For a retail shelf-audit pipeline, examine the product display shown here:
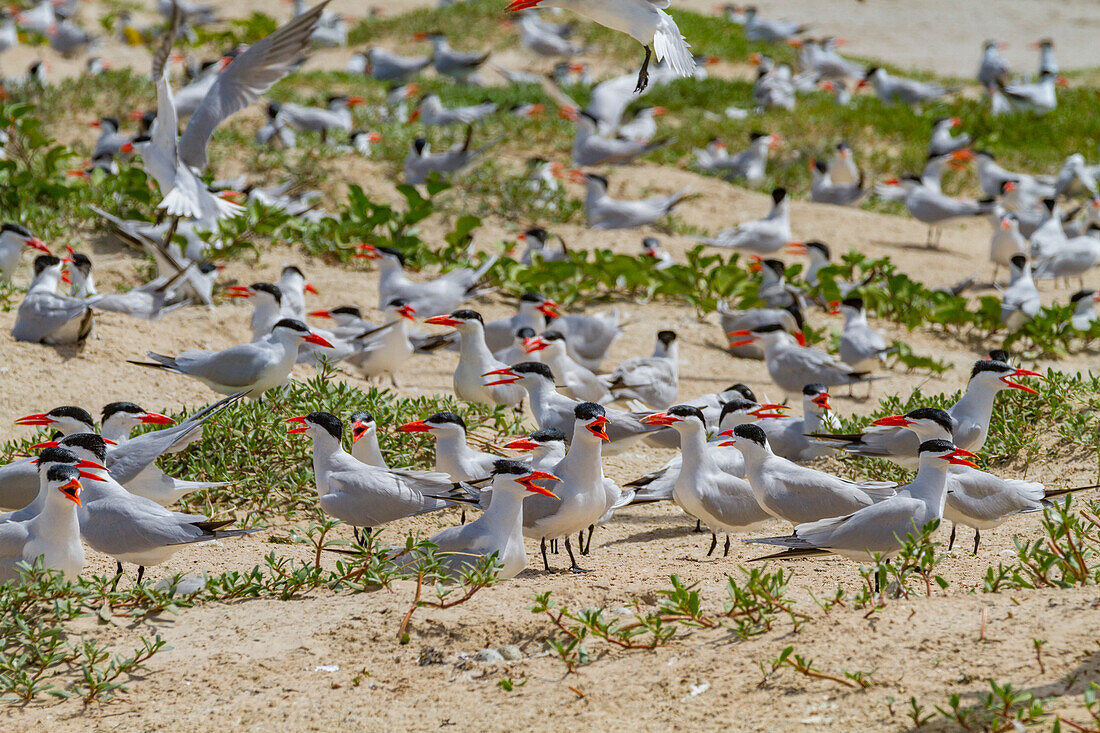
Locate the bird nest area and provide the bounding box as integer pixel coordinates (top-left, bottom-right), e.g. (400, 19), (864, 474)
(3, 0), (1100, 729)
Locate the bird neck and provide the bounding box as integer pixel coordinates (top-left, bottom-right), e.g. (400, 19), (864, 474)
(37, 491), (81, 537)
(457, 322), (494, 363)
(563, 430), (604, 480)
(952, 380), (1001, 438)
(309, 431), (347, 474)
(907, 459), (950, 508)
(100, 418), (136, 444)
(480, 485), (526, 539)
(352, 432), (385, 467)
(677, 424), (715, 473)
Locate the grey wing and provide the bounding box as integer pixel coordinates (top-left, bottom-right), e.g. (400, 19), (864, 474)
(12, 294), (89, 342)
(81, 498), (207, 553)
(175, 343), (276, 385)
(179, 1), (329, 171)
(0, 522), (30, 559)
(150, 0), (181, 81)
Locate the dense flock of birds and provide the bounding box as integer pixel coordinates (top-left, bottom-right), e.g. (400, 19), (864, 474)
(1, 0), (1098, 585)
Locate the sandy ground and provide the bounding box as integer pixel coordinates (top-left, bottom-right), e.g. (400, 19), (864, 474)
(2, 0), (1100, 730)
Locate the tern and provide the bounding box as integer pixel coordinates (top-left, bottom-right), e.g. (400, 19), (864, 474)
(398, 412), (499, 482)
(859, 67), (952, 111)
(409, 93), (497, 126)
(978, 40), (1010, 88)
(548, 304), (622, 371)
(0, 465), (85, 583)
(578, 172), (688, 229)
(729, 323), (875, 396)
(1070, 289), (1100, 331)
(837, 297), (891, 372)
(928, 116), (971, 157)
(126, 3), (329, 222)
(277, 265), (316, 320)
(289, 412), (458, 542)
(354, 244), (496, 316)
(128, 318), (333, 399)
(718, 301), (802, 360)
(643, 406), (771, 556)
(426, 460), (560, 579)
(505, 427), (568, 472)
(345, 299), (418, 383)
(828, 141), (859, 185)
(809, 159), (866, 206)
(483, 362), (667, 455)
(693, 132), (777, 184)
(617, 106), (667, 143)
(524, 331), (611, 403)
(698, 188), (792, 254)
(725, 423), (897, 526)
(361, 47), (431, 81)
(513, 227), (569, 265)
(426, 310), (526, 408)
(349, 411), (388, 468)
(1000, 72), (1065, 114)
(417, 31), (489, 83)
(989, 214), (1027, 282)
(642, 236), (675, 269)
(58, 433), (258, 584)
(506, 0), (694, 93)
(226, 282), (283, 341)
(403, 129), (500, 184)
(0, 223), (51, 283)
(747, 440), (974, 561)
(809, 361), (1042, 468)
(274, 95), (365, 142)
(600, 329), (678, 408)
(743, 6), (806, 43)
(869, 407), (1099, 553)
(1000, 255), (1041, 329)
(482, 292), (558, 352)
(521, 402), (610, 572)
(567, 109), (670, 167)
(760, 384), (836, 463)
(889, 175), (996, 247)
(11, 255), (94, 345)
(0, 446), (107, 526)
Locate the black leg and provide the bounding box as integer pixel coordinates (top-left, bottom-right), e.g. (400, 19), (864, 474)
(353, 526), (361, 545)
(110, 561), (124, 592)
(723, 535), (731, 557)
(136, 566), (145, 585)
(582, 524), (594, 555)
(635, 44), (652, 93)
(948, 522), (957, 551)
(577, 531), (585, 555)
(874, 570), (881, 595)
(707, 532), (717, 557)
(693, 519), (703, 533)
(460, 509), (466, 525)
(564, 537), (590, 573)
(551, 538), (558, 554)
(540, 537), (550, 572)
(972, 528), (981, 555)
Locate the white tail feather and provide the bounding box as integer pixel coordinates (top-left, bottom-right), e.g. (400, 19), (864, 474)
(653, 10), (694, 78)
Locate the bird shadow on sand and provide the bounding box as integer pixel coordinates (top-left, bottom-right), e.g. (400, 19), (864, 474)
(602, 525), (702, 548)
(869, 239), (971, 257)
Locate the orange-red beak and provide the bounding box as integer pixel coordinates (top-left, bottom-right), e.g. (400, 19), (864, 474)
(524, 337), (549, 353)
(641, 412), (679, 426)
(304, 283), (319, 295)
(538, 300), (559, 318)
(141, 412), (174, 425)
(504, 437), (539, 451)
(310, 309), (332, 318)
(304, 332), (334, 348)
(517, 470), (559, 497)
(943, 448), (978, 467)
(750, 403), (789, 419)
(59, 478), (82, 506)
(585, 416), (610, 441)
(398, 420), (432, 433)
(482, 367), (520, 386)
(727, 329), (755, 348)
(397, 304), (417, 320)
(811, 394), (831, 411)
(872, 414), (911, 427)
(1001, 369), (1042, 393)
(285, 416), (310, 434)
(425, 315), (461, 327)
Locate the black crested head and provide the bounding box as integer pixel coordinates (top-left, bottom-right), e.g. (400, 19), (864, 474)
(813, 159), (828, 173)
(326, 94), (349, 107)
(273, 318), (310, 334)
(785, 303), (805, 330)
(426, 412), (467, 430)
(584, 173), (608, 188)
(520, 291), (544, 304)
(574, 401), (606, 421)
(101, 402), (144, 421)
(2, 222), (32, 237)
(250, 282), (282, 302)
(385, 297), (410, 309)
(69, 253), (92, 274)
(932, 115), (949, 126)
(542, 330), (565, 342)
(974, 148), (995, 160)
(864, 66), (880, 78)
(727, 383), (756, 401)
(771, 187), (787, 203)
(332, 306), (362, 318)
(376, 246), (406, 265)
(1010, 254), (1028, 269)
(451, 309), (483, 324)
(642, 236), (660, 249)
(305, 411), (342, 439)
(34, 255), (62, 275)
(349, 410), (375, 426)
(46, 464), (81, 484)
(805, 240), (830, 259)
(668, 404), (705, 422)
(511, 361), (554, 381)
(1042, 197), (1056, 212)
(752, 323), (785, 334)
(657, 330), (677, 346)
(131, 134), (152, 144)
(523, 227), (548, 242)
(836, 140), (850, 151)
(918, 438), (954, 455)
(100, 116), (120, 129)
(970, 359), (1011, 380)
(37, 446), (79, 469)
(802, 383), (827, 396)
(58, 432), (107, 462)
(281, 265), (304, 279)
(1070, 289), (1097, 303)
(266, 101), (281, 118)
(732, 423), (768, 446)
(47, 406), (94, 426)
(719, 397), (757, 423)
(413, 138), (428, 155)
(987, 349), (1010, 363)
(530, 426), (566, 443)
(749, 130), (767, 141)
(905, 407), (953, 434)
(841, 296), (864, 310)
(515, 326), (536, 339)
(761, 258), (785, 275)
(492, 458), (529, 476)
